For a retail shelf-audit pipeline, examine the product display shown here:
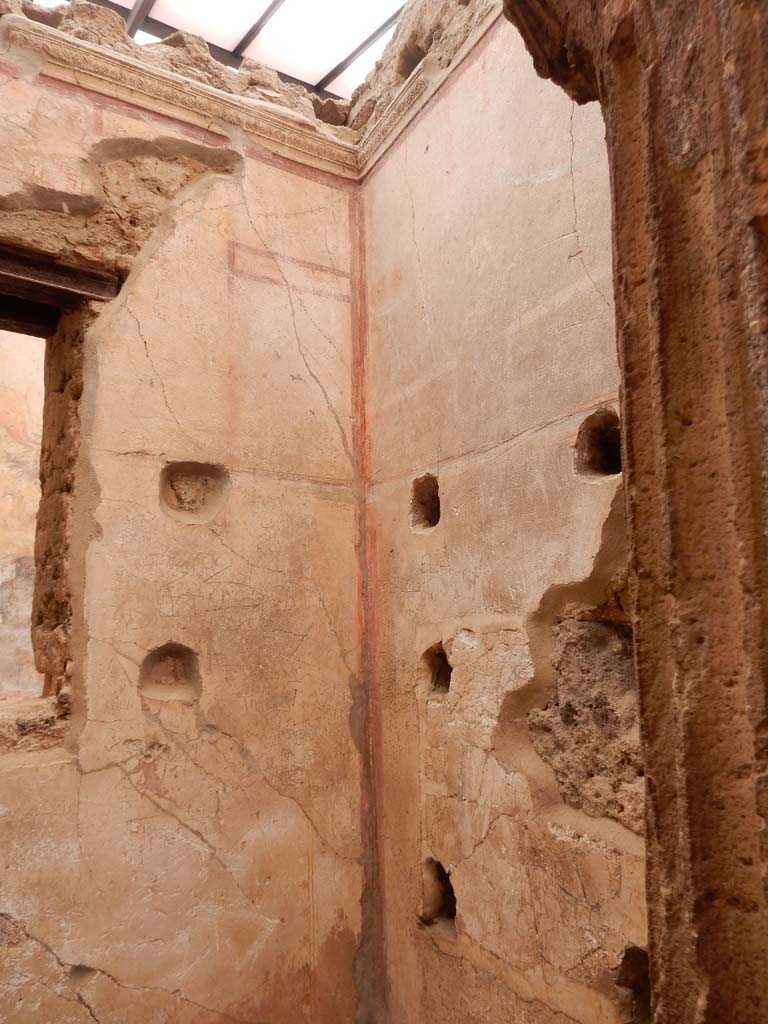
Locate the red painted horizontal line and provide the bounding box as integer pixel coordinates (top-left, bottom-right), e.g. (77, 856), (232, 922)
(245, 139), (356, 192)
(230, 267), (351, 303)
(230, 240), (349, 280)
(38, 70), (230, 147)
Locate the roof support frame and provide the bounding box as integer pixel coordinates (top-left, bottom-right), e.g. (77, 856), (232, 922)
(87, 0), (341, 96)
(315, 6), (403, 92)
(233, 0), (289, 58)
(125, 0), (156, 38)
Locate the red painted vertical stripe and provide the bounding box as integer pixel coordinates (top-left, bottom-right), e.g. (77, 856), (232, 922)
(350, 186), (386, 1010)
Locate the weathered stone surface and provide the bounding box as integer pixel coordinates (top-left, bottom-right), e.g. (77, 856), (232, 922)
(349, 0), (496, 129)
(0, 0), (22, 18)
(0, 0), (354, 133)
(528, 617), (643, 834)
(56, 0), (132, 53)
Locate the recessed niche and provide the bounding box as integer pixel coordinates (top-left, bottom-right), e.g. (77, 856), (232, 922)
(575, 409), (622, 476)
(422, 642), (452, 696)
(420, 858), (457, 937)
(616, 946), (651, 1024)
(411, 473), (440, 530)
(69, 965), (97, 986)
(139, 643), (201, 703)
(397, 35), (428, 80)
(160, 462), (230, 523)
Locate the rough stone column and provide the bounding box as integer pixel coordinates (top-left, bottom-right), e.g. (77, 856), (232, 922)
(503, 2), (768, 1021)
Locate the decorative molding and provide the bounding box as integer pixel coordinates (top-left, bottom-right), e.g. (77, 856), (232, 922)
(358, 6), (504, 177)
(0, 6), (502, 180)
(357, 68), (431, 174)
(0, 16), (359, 177)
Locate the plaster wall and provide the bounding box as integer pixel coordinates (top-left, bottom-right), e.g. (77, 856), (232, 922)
(362, 17), (646, 1023)
(0, 33), (363, 1022)
(0, 5), (646, 1023)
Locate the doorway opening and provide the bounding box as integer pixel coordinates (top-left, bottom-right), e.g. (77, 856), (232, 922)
(0, 246), (119, 705)
(0, 329), (45, 698)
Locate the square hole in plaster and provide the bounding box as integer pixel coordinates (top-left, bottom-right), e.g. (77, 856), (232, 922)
(422, 642), (452, 696)
(575, 409), (622, 476)
(410, 473), (440, 530)
(420, 858), (457, 938)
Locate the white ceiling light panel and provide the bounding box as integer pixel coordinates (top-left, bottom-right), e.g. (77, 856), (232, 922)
(326, 23), (395, 98)
(244, 0), (401, 88)
(150, 0), (270, 51)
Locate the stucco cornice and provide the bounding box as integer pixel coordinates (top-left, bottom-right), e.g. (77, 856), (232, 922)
(357, 6), (504, 177)
(0, 15), (359, 178)
(0, 9), (505, 183)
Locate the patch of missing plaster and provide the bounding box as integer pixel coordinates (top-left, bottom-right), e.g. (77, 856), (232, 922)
(0, 184), (100, 217)
(348, 0), (495, 130)
(0, 695), (66, 752)
(32, 306), (94, 701)
(2, 1), (358, 137)
(527, 612), (643, 833)
(495, 488), (645, 834)
(160, 461), (230, 524)
(0, 135), (240, 277)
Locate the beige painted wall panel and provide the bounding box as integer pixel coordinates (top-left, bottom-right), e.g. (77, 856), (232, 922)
(366, 26), (617, 485)
(363, 17), (643, 1024)
(0, 50), (362, 1020)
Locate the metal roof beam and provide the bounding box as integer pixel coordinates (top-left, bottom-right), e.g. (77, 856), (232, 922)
(85, 0), (341, 95)
(315, 6), (403, 92)
(125, 0), (156, 38)
(233, 0), (289, 58)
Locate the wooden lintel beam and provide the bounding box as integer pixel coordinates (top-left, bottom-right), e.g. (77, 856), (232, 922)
(0, 249), (120, 308)
(0, 295), (61, 338)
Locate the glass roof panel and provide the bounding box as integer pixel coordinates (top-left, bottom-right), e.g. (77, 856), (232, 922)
(326, 23), (395, 99)
(31, 0), (403, 96)
(244, 0), (401, 88)
(135, 29), (162, 45)
(150, 0), (264, 51)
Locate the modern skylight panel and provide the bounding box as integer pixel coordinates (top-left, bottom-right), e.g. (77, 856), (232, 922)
(326, 23), (396, 99)
(244, 0), (401, 87)
(134, 29), (162, 45)
(150, 0), (264, 51)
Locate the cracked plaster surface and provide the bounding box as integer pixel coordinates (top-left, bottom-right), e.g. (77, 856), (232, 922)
(0, 7), (641, 1024)
(0, 28), (362, 1018)
(362, 19), (644, 1024)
